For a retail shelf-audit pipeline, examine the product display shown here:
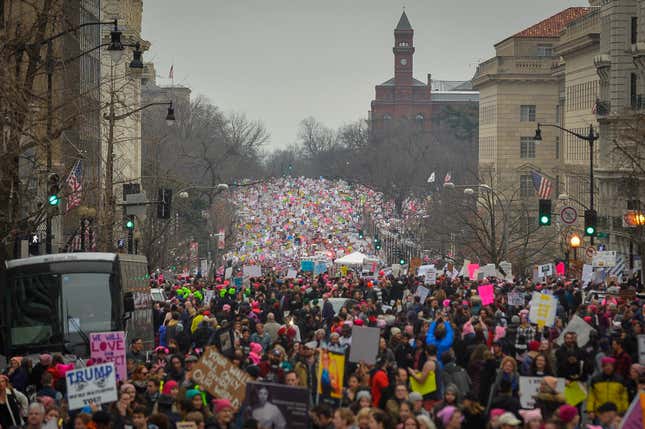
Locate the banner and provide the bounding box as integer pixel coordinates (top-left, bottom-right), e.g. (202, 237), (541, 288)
(528, 292), (557, 328)
(243, 382), (309, 429)
(90, 331), (127, 381)
(66, 362), (117, 410)
(349, 326), (380, 364)
(477, 284), (494, 306)
(317, 349), (345, 399)
(191, 347), (255, 409)
(519, 376), (565, 409)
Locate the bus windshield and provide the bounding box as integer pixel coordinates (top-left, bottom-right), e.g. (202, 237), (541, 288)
(9, 272), (117, 351)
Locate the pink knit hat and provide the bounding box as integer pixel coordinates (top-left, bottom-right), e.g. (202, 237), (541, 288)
(212, 398), (233, 414)
(519, 409), (542, 422)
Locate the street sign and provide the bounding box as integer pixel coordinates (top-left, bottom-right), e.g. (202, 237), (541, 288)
(560, 206), (578, 225)
(597, 232), (609, 239)
(585, 246), (596, 258)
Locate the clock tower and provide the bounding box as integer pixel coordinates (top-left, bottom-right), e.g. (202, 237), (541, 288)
(394, 12), (414, 84)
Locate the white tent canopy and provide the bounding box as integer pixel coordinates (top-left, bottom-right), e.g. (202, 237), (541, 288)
(334, 251), (368, 266)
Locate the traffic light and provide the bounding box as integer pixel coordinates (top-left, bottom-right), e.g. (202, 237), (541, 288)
(584, 209), (597, 236)
(157, 188), (172, 219)
(623, 210), (645, 227)
(398, 250), (406, 265)
(125, 215), (135, 230)
(47, 173), (60, 206)
(358, 229), (364, 239)
(375, 239), (382, 251)
(538, 199), (552, 226)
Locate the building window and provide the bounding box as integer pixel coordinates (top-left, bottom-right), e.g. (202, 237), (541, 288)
(632, 17), (638, 44)
(398, 41), (409, 47)
(631, 73), (638, 108)
(520, 175), (533, 197)
(555, 104), (560, 124)
(520, 105), (536, 122)
(383, 113), (392, 121)
(536, 44), (553, 57)
(0, 0), (4, 29)
(520, 137), (536, 159)
(555, 136), (560, 159)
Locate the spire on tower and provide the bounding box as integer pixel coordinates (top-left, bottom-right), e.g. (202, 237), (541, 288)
(395, 11), (412, 31)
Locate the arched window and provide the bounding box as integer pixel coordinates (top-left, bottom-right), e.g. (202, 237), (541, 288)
(383, 113), (392, 120)
(398, 41), (409, 47)
(415, 113), (424, 121)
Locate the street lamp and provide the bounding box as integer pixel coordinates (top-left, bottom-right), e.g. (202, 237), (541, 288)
(107, 20), (125, 63)
(535, 122), (599, 243)
(569, 233), (581, 260)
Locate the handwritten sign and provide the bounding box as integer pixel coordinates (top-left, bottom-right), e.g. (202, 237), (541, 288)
(528, 292), (557, 328)
(477, 284), (494, 306)
(191, 347), (255, 409)
(66, 362), (117, 410)
(507, 292), (524, 307)
(90, 331), (126, 381)
(467, 263), (479, 280)
(519, 376), (565, 409)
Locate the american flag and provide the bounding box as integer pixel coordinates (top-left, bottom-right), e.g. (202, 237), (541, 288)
(531, 171), (553, 199)
(65, 160), (82, 212)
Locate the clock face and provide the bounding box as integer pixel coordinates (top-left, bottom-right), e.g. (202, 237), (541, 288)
(400, 58), (408, 66)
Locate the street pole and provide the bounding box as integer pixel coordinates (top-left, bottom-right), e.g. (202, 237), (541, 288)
(103, 66), (116, 252)
(589, 124), (595, 245)
(45, 40), (54, 254)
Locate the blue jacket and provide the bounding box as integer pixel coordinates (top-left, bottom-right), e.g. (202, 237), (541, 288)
(425, 321), (454, 363)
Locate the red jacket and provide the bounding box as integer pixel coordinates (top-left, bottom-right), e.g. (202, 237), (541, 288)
(370, 369), (389, 407)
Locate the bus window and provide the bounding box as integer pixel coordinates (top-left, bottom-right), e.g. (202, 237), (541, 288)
(61, 273), (116, 335)
(11, 274), (60, 346)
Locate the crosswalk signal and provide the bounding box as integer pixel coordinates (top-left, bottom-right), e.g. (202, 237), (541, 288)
(47, 173), (61, 206)
(538, 199), (552, 226)
(157, 188), (172, 219)
(584, 209), (597, 236)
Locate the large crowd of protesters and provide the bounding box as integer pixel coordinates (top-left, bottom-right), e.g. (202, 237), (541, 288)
(2, 178), (643, 429)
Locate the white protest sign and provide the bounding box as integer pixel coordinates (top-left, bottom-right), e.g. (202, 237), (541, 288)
(538, 263), (553, 278)
(392, 264), (401, 277)
(415, 286), (430, 304)
(224, 267), (233, 280)
(499, 261), (513, 281)
(200, 259), (208, 275)
(581, 264), (593, 288)
(507, 291), (524, 307)
(639, 335), (645, 365)
(243, 265), (262, 279)
(528, 292), (557, 328)
(519, 376), (565, 409)
(556, 315), (595, 348)
(286, 269), (298, 279)
(425, 267), (437, 285)
(592, 250), (616, 268)
(66, 362), (117, 410)
(203, 290), (215, 307)
(417, 264), (433, 277)
(458, 259), (470, 278)
(482, 264), (497, 278)
(349, 326), (380, 364)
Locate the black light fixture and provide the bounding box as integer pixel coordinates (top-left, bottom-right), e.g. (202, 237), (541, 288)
(165, 102), (175, 125)
(533, 123), (542, 142)
(107, 19), (124, 63)
(129, 42), (144, 69)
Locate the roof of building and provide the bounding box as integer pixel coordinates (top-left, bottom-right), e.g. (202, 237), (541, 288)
(379, 77), (426, 87)
(395, 11), (412, 31)
(513, 7), (589, 39)
(431, 80), (474, 92)
(432, 92), (479, 103)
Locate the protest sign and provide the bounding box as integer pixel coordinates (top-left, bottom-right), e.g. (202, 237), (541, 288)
(340, 266), (348, 276)
(564, 381), (587, 406)
(592, 250), (616, 268)
(391, 264), (401, 277)
(519, 376), (565, 409)
(528, 292), (557, 328)
(467, 263), (479, 280)
(314, 262), (327, 275)
(417, 264), (433, 277)
(556, 315), (595, 348)
(507, 291), (524, 307)
(66, 362), (117, 410)
(349, 326), (380, 364)
(538, 263), (553, 278)
(409, 258), (422, 276)
(243, 382), (309, 429)
(556, 261), (565, 276)
(176, 423), (198, 429)
(481, 264), (497, 278)
(477, 284), (495, 306)
(191, 347), (255, 409)
(89, 331), (126, 381)
(203, 290), (215, 307)
(243, 265), (262, 278)
(317, 349), (345, 399)
(415, 285), (430, 304)
(286, 269), (298, 279)
(581, 264), (593, 287)
(224, 267), (233, 280)
(301, 260), (314, 272)
(638, 335), (645, 365)
(499, 261), (512, 280)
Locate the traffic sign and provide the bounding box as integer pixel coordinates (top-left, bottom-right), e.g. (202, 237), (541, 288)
(560, 206), (578, 225)
(585, 246), (596, 258)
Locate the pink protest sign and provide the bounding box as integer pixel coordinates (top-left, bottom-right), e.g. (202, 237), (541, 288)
(467, 263), (479, 279)
(90, 331), (127, 381)
(477, 284), (495, 306)
(556, 262), (565, 276)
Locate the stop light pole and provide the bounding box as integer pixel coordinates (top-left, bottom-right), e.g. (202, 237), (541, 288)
(535, 123), (598, 243)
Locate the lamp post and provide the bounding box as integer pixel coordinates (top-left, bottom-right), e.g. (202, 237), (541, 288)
(535, 123), (599, 243)
(102, 101), (175, 251)
(569, 233), (581, 260)
(444, 182), (508, 264)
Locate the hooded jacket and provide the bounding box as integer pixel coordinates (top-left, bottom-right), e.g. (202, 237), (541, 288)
(587, 372), (629, 414)
(425, 321), (454, 363)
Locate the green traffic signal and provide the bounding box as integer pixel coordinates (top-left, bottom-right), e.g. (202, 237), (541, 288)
(585, 226), (595, 235)
(48, 194), (60, 206)
(126, 219), (135, 229)
(539, 215), (550, 225)
(399, 258), (406, 265)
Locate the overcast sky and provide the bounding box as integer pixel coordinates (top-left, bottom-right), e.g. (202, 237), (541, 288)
(142, 0), (584, 150)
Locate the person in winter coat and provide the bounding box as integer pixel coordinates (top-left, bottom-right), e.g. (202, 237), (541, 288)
(3, 357), (28, 393)
(587, 357), (629, 417)
(440, 350), (471, 398)
(425, 316), (454, 365)
(533, 376), (565, 421)
(486, 356), (520, 412)
(0, 375), (24, 429)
